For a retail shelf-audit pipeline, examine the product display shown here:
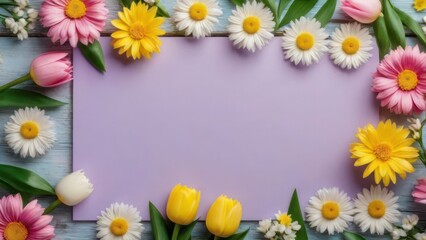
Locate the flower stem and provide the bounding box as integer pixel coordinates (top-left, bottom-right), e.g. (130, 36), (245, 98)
(0, 73), (31, 92)
(214, 236), (220, 240)
(43, 199), (62, 215)
(171, 224), (181, 240)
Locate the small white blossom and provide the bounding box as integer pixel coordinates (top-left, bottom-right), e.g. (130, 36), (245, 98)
(391, 228), (407, 240)
(14, 0), (28, 9)
(402, 214), (419, 231)
(416, 233), (426, 240)
(143, 0), (156, 4)
(258, 219), (272, 233)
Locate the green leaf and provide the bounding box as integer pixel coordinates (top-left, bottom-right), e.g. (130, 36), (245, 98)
(277, 0), (319, 30)
(230, 0), (246, 6)
(314, 0), (337, 27)
(373, 16), (391, 59)
(343, 230), (367, 240)
(223, 229), (250, 240)
(178, 219), (198, 240)
(0, 89), (66, 108)
(394, 6), (426, 49)
(0, 179), (17, 193)
(262, 0), (277, 22)
(0, 164), (55, 196)
(0, 0), (15, 5)
(118, 0), (133, 8)
(156, 2), (170, 17)
(78, 40), (106, 73)
(382, 0), (406, 49)
(277, 0), (291, 22)
(149, 202), (170, 240)
(287, 189), (308, 240)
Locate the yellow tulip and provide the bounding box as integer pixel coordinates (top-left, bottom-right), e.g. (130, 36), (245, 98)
(206, 195), (243, 238)
(166, 184), (201, 225)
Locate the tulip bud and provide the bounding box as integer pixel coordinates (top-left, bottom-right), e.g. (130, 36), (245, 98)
(55, 170), (94, 206)
(166, 184), (201, 225)
(30, 52), (73, 87)
(206, 195), (243, 238)
(341, 0), (382, 24)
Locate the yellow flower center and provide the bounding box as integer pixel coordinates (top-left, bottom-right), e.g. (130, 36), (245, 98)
(398, 70), (418, 91)
(296, 32), (315, 51)
(110, 218), (129, 236)
(129, 22), (146, 40)
(342, 36), (360, 55)
(414, 0), (426, 11)
(374, 143), (392, 161)
(65, 0), (87, 19)
(189, 2), (208, 21)
(242, 16), (261, 34)
(20, 121), (39, 139)
(368, 200), (386, 219)
(277, 213), (292, 227)
(3, 222), (28, 240)
(321, 201), (340, 220)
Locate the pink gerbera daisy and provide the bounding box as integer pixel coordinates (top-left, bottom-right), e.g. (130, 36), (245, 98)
(372, 45), (426, 115)
(39, 0), (108, 47)
(0, 194), (55, 240)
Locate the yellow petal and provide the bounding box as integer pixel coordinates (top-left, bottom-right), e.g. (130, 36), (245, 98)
(111, 19), (129, 31)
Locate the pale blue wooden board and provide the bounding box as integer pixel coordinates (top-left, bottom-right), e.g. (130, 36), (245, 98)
(1, 0), (426, 239)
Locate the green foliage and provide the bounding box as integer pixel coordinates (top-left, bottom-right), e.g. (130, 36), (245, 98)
(78, 40), (106, 73)
(0, 89), (66, 108)
(394, 6), (426, 49)
(149, 202), (171, 240)
(343, 230), (367, 240)
(314, 0), (337, 27)
(0, 164), (56, 196)
(223, 228), (250, 240)
(373, 16), (391, 59)
(382, 0), (406, 49)
(287, 189), (308, 240)
(276, 0), (319, 30)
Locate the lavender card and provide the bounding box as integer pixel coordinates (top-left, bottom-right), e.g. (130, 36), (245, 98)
(73, 37), (379, 220)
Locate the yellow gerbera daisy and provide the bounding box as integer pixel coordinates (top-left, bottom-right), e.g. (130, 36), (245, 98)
(414, 0), (426, 11)
(111, 2), (165, 60)
(350, 120), (419, 186)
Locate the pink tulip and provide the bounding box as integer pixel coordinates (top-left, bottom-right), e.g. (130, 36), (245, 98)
(413, 179), (426, 204)
(341, 0), (382, 24)
(30, 52), (73, 87)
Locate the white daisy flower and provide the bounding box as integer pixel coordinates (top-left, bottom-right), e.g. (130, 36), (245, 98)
(173, 0), (222, 38)
(305, 187), (353, 235)
(354, 185), (400, 235)
(4, 107), (55, 158)
(282, 17), (329, 66)
(227, 1), (275, 52)
(329, 22), (372, 70)
(97, 203), (144, 240)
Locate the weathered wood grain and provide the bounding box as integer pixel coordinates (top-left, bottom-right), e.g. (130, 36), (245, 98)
(1, 0), (426, 238)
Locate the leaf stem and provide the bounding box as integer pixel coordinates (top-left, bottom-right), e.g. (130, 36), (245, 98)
(0, 73), (32, 92)
(43, 199), (62, 215)
(213, 236), (220, 240)
(171, 224), (181, 240)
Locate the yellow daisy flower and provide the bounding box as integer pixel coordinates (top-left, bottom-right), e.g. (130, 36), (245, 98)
(111, 2), (165, 60)
(350, 120), (419, 186)
(414, 0), (426, 11)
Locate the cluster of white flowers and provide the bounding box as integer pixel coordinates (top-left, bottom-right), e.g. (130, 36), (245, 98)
(391, 215), (421, 240)
(2, 0), (38, 40)
(408, 118), (422, 140)
(258, 212), (301, 240)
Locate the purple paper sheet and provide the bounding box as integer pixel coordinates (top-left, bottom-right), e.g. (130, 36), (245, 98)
(73, 37), (379, 220)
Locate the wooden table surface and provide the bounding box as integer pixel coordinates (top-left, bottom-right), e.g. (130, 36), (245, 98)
(0, 0), (425, 239)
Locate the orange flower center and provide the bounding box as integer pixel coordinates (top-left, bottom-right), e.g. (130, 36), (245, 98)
(368, 200), (386, 218)
(4, 222), (28, 240)
(374, 143), (392, 161)
(20, 121), (39, 139)
(110, 218), (129, 236)
(129, 22), (146, 40)
(398, 70), (418, 91)
(65, 0), (87, 19)
(189, 2), (208, 21)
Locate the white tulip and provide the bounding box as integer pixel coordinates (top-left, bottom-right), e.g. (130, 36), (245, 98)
(55, 170), (94, 206)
